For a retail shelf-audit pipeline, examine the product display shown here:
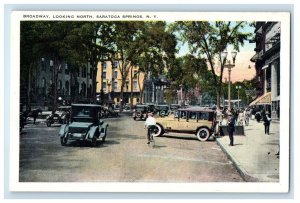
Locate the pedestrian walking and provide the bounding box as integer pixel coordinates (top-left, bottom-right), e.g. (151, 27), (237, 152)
(263, 111), (272, 135)
(227, 112), (236, 146)
(244, 108), (250, 126)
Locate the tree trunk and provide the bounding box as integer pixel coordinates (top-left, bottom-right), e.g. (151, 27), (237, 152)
(130, 66), (133, 109)
(52, 58), (60, 114)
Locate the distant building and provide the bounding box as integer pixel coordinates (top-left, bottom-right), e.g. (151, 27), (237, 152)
(22, 56), (94, 110)
(250, 22), (280, 119)
(96, 60), (145, 105)
(143, 74), (169, 104)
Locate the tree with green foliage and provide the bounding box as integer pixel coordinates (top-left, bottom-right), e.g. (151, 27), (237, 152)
(174, 21), (253, 108)
(130, 21), (177, 104)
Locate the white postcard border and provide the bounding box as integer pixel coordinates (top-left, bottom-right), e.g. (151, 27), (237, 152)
(9, 11), (290, 193)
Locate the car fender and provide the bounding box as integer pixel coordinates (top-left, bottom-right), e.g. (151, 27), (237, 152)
(196, 126), (212, 135)
(58, 124), (68, 137)
(87, 126), (99, 139)
(99, 123), (109, 138)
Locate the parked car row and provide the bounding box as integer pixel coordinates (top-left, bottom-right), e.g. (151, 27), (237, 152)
(132, 103), (181, 121)
(21, 103), (232, 148)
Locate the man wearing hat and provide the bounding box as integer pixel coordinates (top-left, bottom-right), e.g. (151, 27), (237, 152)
(227, 112), (236, 146)
(263, 111), (272, 135)
(144, 112), (157, 144)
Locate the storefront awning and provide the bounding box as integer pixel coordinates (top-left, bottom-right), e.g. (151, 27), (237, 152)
(249, 92), (272, 106)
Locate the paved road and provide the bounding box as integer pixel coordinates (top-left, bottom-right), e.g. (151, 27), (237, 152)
(19, 115), (244, 182)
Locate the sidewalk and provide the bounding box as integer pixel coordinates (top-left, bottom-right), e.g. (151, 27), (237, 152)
(216, 119), (280, 182)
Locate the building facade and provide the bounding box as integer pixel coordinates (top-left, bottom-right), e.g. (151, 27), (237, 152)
(250, 22), (280, 119)
(96, 60), (145, 105)
(143, 74), (169, 105)
(23, 56), (94, 110)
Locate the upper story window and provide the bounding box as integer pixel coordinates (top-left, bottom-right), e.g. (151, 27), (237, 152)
(49, 60), (54, 71)
(102, 62), (107, 71)
(41, 58), (46, 71)
(82, 66), (87, 78)
(113, 61), (119, 69)
(133, 80), (138, 91)
(89, 68), (93, 79)
(113, 70), (118, 79)
(102, 82), (107, 92)
(114, 81), (118, 91)
(102, 72), (107, 79)
(65, 63), (69, 74)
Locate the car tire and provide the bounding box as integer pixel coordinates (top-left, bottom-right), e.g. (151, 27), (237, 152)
(196, 128), (210, 141)
(60, 137), (68, 146)
(102, 127), (107, 142)
(133, 117), (136, 120)
(153, 124), (164, 137)
(46, 121), (51, 127)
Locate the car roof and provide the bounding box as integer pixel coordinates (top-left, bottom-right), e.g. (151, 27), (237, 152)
(178, 106), (215, 113)
(72, 103), (102, 108)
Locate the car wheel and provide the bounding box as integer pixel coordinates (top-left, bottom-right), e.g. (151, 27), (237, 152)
(153, 124), (164, 137)
(46, 121), (51, 127)
(196, 128), (210, 141)
(102, 127), (107, 142)
(60, 137), (68, 146)
(133, 117), (136, 120)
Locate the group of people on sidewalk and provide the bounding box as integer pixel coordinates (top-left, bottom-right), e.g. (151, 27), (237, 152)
(215, 107), (273, 146)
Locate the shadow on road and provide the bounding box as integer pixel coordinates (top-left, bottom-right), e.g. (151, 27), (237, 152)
(61, 139), (120, 148)
(162, 134), (199, 141)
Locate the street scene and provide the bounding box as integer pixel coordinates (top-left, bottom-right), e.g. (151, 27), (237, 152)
(19, 19), (281, 183)
(20, 115), (244, 182)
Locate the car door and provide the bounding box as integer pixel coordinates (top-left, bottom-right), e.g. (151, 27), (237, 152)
(168, 110), (188, 131)
(186, 111), (198, 132)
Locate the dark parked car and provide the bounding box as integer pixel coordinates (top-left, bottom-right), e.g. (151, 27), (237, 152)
(58, 104), (109, 147)
(169, 104), (181, 115)
(132, 104), (149, 120)
(46, 106), (71, 127)
(155, 104), (170, 117)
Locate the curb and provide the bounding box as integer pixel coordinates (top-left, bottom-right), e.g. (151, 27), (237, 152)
(215, 138), (259, 182)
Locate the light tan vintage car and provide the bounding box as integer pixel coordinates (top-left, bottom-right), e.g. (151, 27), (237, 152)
(153, 107), (215, 141)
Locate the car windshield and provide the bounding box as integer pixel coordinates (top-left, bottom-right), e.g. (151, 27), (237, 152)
(57, 107), (70, 111)
(170, 105), (180, 110)
(72, 106), (98, 118)
(158, 106), (169, 110)
(136, 106), (146, 111)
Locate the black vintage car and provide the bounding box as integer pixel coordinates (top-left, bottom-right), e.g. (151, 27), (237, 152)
(46, 106), (71, 127)
(58, 104), (109, 147)
(132, 104), (149, 120)
(155, 104), (170, 117)
(169, 104), (181, 115)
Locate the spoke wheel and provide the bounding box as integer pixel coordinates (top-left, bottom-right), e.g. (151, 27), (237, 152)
(152, 124), (163, 137)
(196, 128), (210, 142)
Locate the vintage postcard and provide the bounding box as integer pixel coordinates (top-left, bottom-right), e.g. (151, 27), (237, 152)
(9, 11), (290, 192)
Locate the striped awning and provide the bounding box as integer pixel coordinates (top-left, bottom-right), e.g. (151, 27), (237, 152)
(249, 92), (272, 106)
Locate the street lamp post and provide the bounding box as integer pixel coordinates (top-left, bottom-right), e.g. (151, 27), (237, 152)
(222, 50), (237, 111)
(236, 85), (242, 108)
